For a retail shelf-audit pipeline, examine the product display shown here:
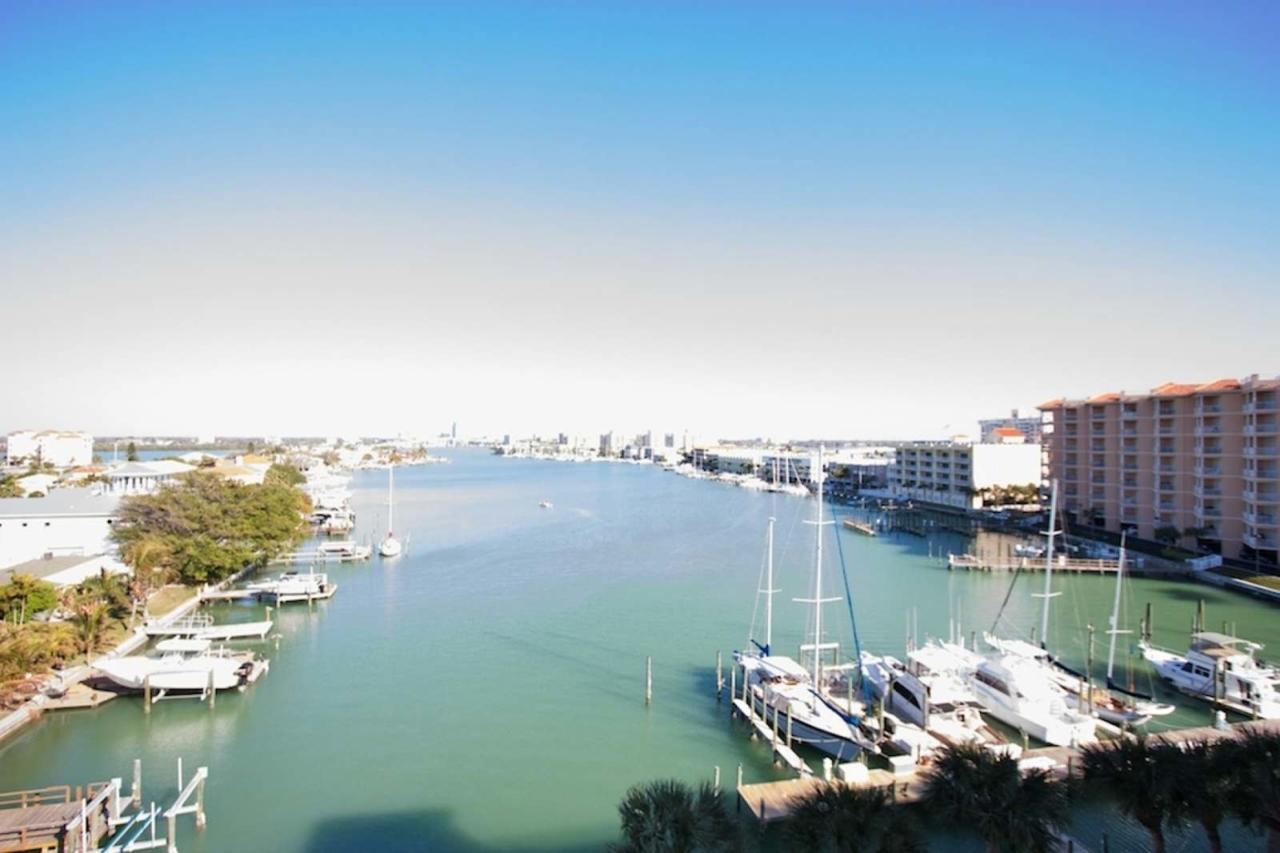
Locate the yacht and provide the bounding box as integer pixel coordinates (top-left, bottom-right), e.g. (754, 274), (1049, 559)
(960, 647), (1097, 747)
(1142, 632), (1280, 719)
(735, 449), (877, 761)
(379, 465), (402, 558)
(862, 644), (1003, 749)
(95, 639), (261, 692)
(248, 569), (336, 602)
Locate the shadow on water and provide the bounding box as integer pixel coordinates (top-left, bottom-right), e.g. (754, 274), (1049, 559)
(302, 809), (601, 853)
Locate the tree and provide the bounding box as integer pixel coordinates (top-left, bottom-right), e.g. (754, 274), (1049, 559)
(0, 476), (22, 498)
(1153, 525), (1181, 546)
(112, 472), (310, 584)
(126, 441), (139, 461)
(1171, 739), (1239, 853)
(1081, 736), (1183, 853)
(0, 575), (59, 622)
(264, 462), (305, 488)
(787, 783), (922, 853)
(1233, 727), (1280, 853)
(247, 440), (256, 454)
(918, 743), (1070, 853)
(611, 779), (740, 853)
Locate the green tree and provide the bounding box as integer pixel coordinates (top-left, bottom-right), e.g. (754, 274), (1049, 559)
(0, 475), (23, 498)
(264, 462), (305, 488)
(610, 779), (740, 853)
(112, 472), (310, 584)
(126, 441), (139, 461)
(1232, 727), (1280, 853)
(247, 440), (256, 454)
(918, 743), (1070, 853)
(0, 575), (59, 621)
(0, 623), (78, 680)
(1081, 736), (1183, 853)
(787, 783), (922, 853)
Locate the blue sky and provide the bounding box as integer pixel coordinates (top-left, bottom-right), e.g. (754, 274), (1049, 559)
(2, 2), (1277, 439)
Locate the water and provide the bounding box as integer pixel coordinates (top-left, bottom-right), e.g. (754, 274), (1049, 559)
(1, 449), (1274, 851)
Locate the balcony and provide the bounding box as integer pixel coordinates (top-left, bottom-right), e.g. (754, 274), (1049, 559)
(1194, 485), (1223, 498)
(1244, 532), (1279, 550)
(1195, 425), (1222, 437)
(1244, 511), (1278, 527)
(1157, 500), (1176, 512)
(1123, 479), (1138, 489)
(1197, 505), (1222, 519)
(1195, 464), (1222, 476)
(1244, 400), (1278, 415)
(1122, 427), (1138, 437)
(1122, 408), (1139, 420)
(1197, 402), (1223, 414)
(1250, 468), (1280, 482)
(1157, 463), (1179, 474)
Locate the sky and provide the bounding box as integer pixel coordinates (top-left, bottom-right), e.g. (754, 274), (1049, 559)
(2, 2), (1278, 441)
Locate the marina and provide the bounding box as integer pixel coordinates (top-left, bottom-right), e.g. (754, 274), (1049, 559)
(3, 451), (1280, 851)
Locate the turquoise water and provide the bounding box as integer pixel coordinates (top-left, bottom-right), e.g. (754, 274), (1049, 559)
(1, 450), (1274, 851)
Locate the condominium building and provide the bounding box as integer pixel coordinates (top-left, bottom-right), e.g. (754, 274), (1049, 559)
(888, 439), (1041, 510)
(978, 410), (1044, 444)
(1038, 374), (1279, 564)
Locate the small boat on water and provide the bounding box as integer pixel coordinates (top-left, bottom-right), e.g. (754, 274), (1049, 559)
(1142, 632), (1280, 719)
(95, 639), (265, 693)
(317, 540), (373, 561)
(379, 465), (403, 558)
(247, 569), (337, 603)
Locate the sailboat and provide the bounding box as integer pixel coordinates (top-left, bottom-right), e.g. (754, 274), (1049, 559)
(379, 464), (402, 558)
(735, 447), (876, 761)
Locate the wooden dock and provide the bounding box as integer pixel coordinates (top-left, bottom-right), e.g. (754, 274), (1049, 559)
(42, 681), (120, 713)
(732, 698), (812, 777)
(736, 717), (1280, 823)
(948, 553), (1168, 574)
(841, 519), (877, 537)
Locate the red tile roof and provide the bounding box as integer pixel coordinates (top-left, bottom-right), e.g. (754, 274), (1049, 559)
(1037, 398), (1065, 410)
(1088, 392), (1121, 403)
(1151, 382), (1200, 397)
(993, 427), (1024, 437)
(1194, 378), (1240, 394)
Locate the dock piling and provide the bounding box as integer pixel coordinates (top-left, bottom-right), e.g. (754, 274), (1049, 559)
(144, 675), (152, 714)
(645, 656), (652, 706)
(132, 759), (142, 807)
(715, 651), (723, 699)
(207, 669), (215, 709)
(713, 766), (720, 790)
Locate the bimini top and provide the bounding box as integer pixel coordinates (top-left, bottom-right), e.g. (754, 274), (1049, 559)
(1192, 632), (1264, 654)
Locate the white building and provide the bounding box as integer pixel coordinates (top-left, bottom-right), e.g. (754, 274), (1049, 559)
(15, 473), (58, 496)
(103, 460), (196, 494)
(889, 440), (1042, 510)
(0, 488), (122, 569)
(0, 553), (128, 588)
(6, 430), (94, 468)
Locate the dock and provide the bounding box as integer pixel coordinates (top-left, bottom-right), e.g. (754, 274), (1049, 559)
(735, 717), (1280, 823)
(731, 698), (811, 777)
(841, 519), (877, 537)
(947, 553), (1174, 575)
(144, 616), (272, 640)
(271, 547), (370, 564)
(41, 680), (121, 713)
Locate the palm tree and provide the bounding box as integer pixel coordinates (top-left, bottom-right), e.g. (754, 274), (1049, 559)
(918, 743), (1069, 852)
(1232, 727), (1280, 853)
(611, 779), (740, 853)
(787, 783), (921, 853)
(1171, 738), (1239, 853)
(1080, 736), (1183, 853)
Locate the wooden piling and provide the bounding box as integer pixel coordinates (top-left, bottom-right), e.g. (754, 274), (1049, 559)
(144, 675), (152, 714)
(729, 665), (737, 714)
(645, 656), (653, 706)
(716, 651), (724, 699)
(713, 766), (720, 790)
(786, 709), (793, 749)
(207, 669), (215, 709)
(132, 759), (141, 806)
(195, 775), (206, 829)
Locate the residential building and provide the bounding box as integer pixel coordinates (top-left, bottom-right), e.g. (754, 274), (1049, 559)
(1038, 374), (1278, 564)
(978, 410), (1043, 444)
(103, 460), (196, 494)
(0, 488), (122, 569)
(889, 440), (1041, 510)
(0, 553), (128, 588)
(5, 430), (94, 468)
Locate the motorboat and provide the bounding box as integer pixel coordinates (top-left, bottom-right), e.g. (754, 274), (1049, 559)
(247, 569), (336, 602)
(318, 540), (372, 560)
(964, 652), (1098, 747)
(862, 645), (1003, 749)
(94, 639), (260, 692)
(1142, 632), (1280, 719)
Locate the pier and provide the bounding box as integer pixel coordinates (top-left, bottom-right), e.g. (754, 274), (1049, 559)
(840, 519), (877, 537)
(735, 717), (1280, 823)
(947, 552), (1180, 575)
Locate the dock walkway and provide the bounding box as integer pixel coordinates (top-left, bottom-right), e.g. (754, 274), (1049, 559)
(947, 553), (1181, 576)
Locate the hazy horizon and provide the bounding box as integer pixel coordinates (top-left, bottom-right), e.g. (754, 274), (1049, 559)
(3, 3), (1277, 440)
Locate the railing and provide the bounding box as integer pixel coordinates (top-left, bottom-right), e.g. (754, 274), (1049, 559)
(0, 785), (72, 810)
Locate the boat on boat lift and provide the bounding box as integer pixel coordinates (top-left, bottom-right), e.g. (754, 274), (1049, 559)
(94, 638), (265, 692)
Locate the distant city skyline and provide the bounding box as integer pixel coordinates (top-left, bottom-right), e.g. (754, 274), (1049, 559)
(3, 3), (1277, 439)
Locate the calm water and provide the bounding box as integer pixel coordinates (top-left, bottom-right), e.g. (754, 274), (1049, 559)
(1, 450), (1274, 851)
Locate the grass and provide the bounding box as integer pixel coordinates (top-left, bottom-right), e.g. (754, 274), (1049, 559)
(1209, 566), (1280, 590)
(146, 585), (197, 617)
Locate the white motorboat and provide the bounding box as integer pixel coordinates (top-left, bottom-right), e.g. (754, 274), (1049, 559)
(317, 540), (373, 560)
(379, 465), (402, 558)
(94, 639), (259, 692)
(964, 651), (1097, 747)
(248, 569), (336, 602)
(862, 645), (1001, 749)
(1142, 632), (1280, 719)
(735, 449), (876, 761)
(144, 612), (273, 641)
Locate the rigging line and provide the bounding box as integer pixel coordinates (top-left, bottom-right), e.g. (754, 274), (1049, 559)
(829, 501), (864, 686)
(989, 560), (1026, 635)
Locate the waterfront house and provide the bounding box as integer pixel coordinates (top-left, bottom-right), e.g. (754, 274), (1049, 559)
(0, 488), (122, 570)
(5, 429), (94, 468)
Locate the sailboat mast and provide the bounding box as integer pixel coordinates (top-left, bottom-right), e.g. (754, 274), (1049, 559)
(1039, 479), (1059, 646)
(1106, 533), (1127, 681)
(811, 446), (825, 685)
(387, 465), (394, 535)
(765, 516), (775, 652)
